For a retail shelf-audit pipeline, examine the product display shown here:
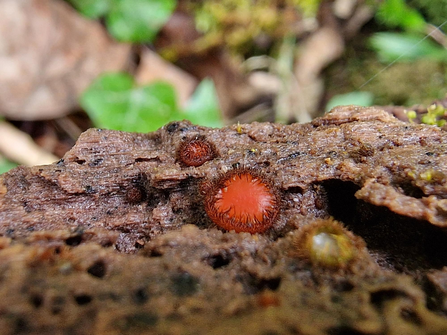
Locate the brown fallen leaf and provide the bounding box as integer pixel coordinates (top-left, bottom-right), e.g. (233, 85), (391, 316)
(0, 0), (131, 120)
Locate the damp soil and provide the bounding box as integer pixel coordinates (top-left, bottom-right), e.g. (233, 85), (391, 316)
(1, 106), (447, 334)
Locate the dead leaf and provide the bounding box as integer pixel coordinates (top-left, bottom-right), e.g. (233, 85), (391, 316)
(0, 0), (131, 120)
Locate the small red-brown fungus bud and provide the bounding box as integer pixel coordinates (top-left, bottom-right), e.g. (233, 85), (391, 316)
(177, 137), (217, 167)
(126, 186), (144, 203)
(203, 168), (280, 233)
(292, 218), (365, 268)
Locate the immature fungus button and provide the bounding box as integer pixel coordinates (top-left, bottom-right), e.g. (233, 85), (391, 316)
(293, 218), (363, 268)
(310, 231), (353, 266)
(203, 168), (280, 233)
(178, 137), (217, 167)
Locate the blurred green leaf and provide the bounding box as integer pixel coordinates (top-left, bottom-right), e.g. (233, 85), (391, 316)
(82, 73), (223, 132)
(67, 0), (112, 19)
(81, 72), (133, 129)
(183, 79), (222, 128)
(107, 0), (176, 42)
(369, 32), (447, 62)
(325, 91), (374, 112)
(81, 73), (181, 132)
(68, 0), (176, 42)
(0, 158), (17, 175)
(376, 0), (426, 32)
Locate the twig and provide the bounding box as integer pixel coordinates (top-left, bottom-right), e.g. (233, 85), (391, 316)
(0, 121), (58, 166)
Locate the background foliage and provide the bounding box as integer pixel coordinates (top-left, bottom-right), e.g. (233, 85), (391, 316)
(0, 0), (446, 174)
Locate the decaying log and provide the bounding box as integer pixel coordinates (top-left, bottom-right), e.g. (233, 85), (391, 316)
(1, 106), (447, 334)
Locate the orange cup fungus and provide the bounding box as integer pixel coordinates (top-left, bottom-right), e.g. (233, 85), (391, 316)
(202, 168), (280, 233)
(178, 137), (217, 167)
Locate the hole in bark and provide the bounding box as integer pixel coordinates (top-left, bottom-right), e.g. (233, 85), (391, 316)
(287, 186), (304, 194)
(135, 157), (160, 163)
(354, 205), (447, 272)
(322, 179), (447, 273)
(205, 254), (231, 269)
(74, 294), (92, 305)
(333, 280), (355, 292)
(29, 294), (43, 308)
(263, 277), (281, 291)
(133, 287), (149, 304)
(370, 289), (407, 307)
(209, 254), (230, 269)
(206, 254), (231, 269)
(74, 158), (86, 165)
(147, 249), (163, 257)
(238, 274), (282, 295)
(134, 240), (145, 249)
(65, 234), (83, 246)
(87, 260), (107, 278)
(166, 122), (180, 133)
(322, 180), (359, 224)
(170, 272), (199, 297)
(393, 180), (425, 199)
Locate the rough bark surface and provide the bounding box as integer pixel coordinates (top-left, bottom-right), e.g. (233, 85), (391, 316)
(1, 106), (447, 334)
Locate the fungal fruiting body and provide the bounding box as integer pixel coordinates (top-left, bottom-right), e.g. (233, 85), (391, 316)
(293, 218), (364, 268)
(309, 230), (353, 267)
(178, 137), (217, 167)
(203, 168), (280, 233)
